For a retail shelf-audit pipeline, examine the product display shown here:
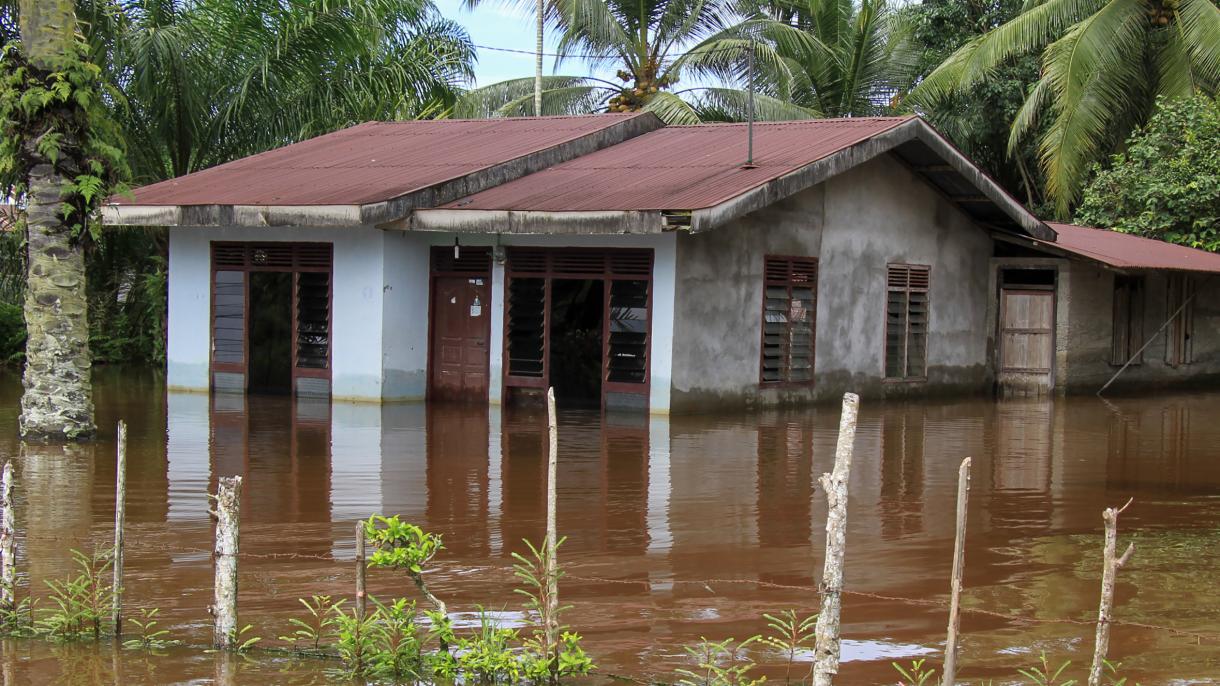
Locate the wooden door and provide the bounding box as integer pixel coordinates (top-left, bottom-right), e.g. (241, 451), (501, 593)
(430, 276), (490, 401)
(998, 289), (1055, 394)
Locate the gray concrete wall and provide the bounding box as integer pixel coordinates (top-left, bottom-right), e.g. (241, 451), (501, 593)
(1060, 264), (1220, 392)
(670, 154), (995, 411)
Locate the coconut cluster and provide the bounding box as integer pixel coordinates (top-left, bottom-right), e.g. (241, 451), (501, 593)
(1147, 0), (1177, 25)
(606, 66), (674, 112)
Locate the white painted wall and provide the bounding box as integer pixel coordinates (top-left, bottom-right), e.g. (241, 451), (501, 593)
(166, 225), (387, 400)
(381, 232), (431, 400)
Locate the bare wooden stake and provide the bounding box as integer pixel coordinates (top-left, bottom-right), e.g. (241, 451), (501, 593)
(942, 456), (972, 686)
(1088, 498), (1134, 686)
(211, 476), (242, 650)
(112, 420), (128, 636)
(355, 521), (367, 620)
(0, 462), (13, 613)
(545, 387), (561, 677)
(812, 392), (860, 686)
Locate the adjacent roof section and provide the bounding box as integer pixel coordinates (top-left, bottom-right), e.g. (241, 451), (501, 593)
(419, 116), (1053, 238)
(441, 117), (911, 212)
(1048, 223), (1220, 273)
(103, 113), (662, 227)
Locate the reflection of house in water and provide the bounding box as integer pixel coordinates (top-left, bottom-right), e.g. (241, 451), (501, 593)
(990, 400), (1054, 533)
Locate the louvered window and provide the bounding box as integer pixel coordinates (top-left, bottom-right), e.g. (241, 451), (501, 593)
(296, 272), (329, 369)
(212, 271), (245, 365)
(760, 256), (817, 385)
(608, 280), (649, 383)
(507, 278), (546, 377)
(885, 264), (930, 380)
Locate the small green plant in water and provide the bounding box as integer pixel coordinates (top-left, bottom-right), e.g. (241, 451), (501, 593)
(0, 595), (38, 637)
(122, 608), (177, 652)
(893, 658), (936, 686)
(231, 623), (261, 653)
(759, 610), (816, 685)
(455, 609), (524, 683)
(364, 516), (448, 622)
(333, 602), (382, 679)
(39, 549), (114, 641)
(1018, 653), (1076, 686)
(371, 597), (422, 681)
(278, 595), (340, 655)
(676, 636), (765, 686)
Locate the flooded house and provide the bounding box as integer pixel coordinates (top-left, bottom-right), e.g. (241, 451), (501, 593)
(103, 113), (1220, 412)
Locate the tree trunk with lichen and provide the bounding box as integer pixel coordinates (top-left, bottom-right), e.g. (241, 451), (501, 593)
(17, 0), (96, 441)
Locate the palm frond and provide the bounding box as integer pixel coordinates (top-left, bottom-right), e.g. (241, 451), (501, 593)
(686, 87), (821, 121)
(455, 76), (610, 117)
(641, 90), (703, 124)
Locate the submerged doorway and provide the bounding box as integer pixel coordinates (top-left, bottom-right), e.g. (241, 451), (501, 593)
(209, 242), (333, 397)
(248, 272), (293, 393)
(549, 279), (604, 405)
(429, 247), (492, 402)
(504, 247), (652, 410)
(997, 267), (1057, 395)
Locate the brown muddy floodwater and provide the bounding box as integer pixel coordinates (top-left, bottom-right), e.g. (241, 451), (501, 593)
(0, 369), (1218, 685)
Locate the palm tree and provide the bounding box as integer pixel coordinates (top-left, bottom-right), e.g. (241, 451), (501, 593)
(767, 0), (920, 117)
(13, 0), (97, 440)
(457, 0), (818, 123)
(908, 0), (1220, 216)
(79, 0), (475, 182)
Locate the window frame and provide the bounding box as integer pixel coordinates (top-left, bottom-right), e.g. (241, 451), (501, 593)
(883, 263), (931, 383)
(758, 255), (819, 387)
(1110, 274), (1145, 367)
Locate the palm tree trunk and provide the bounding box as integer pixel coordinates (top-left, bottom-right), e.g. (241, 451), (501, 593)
(18, 0), (96, 441)
(534, 0), (544, 116)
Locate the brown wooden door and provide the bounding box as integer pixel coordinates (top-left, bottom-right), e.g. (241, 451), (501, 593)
(998, 289), (1055, 394)
(430, 276), (490, 401)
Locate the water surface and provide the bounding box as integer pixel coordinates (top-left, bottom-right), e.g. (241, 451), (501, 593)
(0, 369), (1217, 684)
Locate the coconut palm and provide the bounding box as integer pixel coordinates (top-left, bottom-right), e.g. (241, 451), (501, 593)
(908, 0), (1220, 216)
(457, 0), (818, 123)
(767, 0), (920, 117)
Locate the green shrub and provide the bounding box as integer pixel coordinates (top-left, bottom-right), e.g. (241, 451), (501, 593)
(0, 302), (24, 365)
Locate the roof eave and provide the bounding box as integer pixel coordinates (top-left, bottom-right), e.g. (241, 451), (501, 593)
(410, 209), (665, 235)
(103, 112), (665, 228)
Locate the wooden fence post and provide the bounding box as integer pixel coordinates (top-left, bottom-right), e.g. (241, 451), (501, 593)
(1088, 499), (1134, 686)
(0, 462), (13, 613)
(112, 420), (128, 636)
(545, 387), (560, 677)
(942, 457), (972, 686)
(211, 476), (242, 649)
(812, 392), (860, 686)
(355, 521), (367, 620)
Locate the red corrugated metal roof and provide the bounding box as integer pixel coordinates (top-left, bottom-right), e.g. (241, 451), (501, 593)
(441, 117), (912, 211)
(116, 115), (648, 207)
(1050, 223), (1220, 273)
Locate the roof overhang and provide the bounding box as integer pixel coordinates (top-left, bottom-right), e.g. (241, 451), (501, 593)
(410, 117), (1055, 240)
(101, 113), (665, 228)
(686, 118), (1054, 239)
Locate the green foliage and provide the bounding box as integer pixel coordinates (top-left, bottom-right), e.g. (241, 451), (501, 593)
(371, 597), (423, 681)
(908, 0), (1220, 216)
(121, 608), (178, 652)
(333, 603), (381, 679)
(1076, 94), (1220, 252)
(676, 636), (765, 686)
(38, 549), (114, 641)
(1018, 653), (1077, 686)
(364, 515), (444, 575)
(759, 610), (816, 684)
(0, 41), (129, 242)
(0, 595), (38, 638)
(278, 595), (341, 655)
(0, 302), (25, 365)
(892, 658), (936, 686)
(87, 236), (167, 365)
(231, 623), (262, 653)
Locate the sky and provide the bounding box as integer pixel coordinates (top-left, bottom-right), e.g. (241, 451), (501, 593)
(433, 0), (580, 87)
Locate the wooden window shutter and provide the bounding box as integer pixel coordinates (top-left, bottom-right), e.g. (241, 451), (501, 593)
(760, 256), (818, 385)
(885, 264), (930, 380)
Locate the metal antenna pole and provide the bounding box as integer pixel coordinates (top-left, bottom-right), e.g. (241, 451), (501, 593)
(746, 38), (755, 167)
